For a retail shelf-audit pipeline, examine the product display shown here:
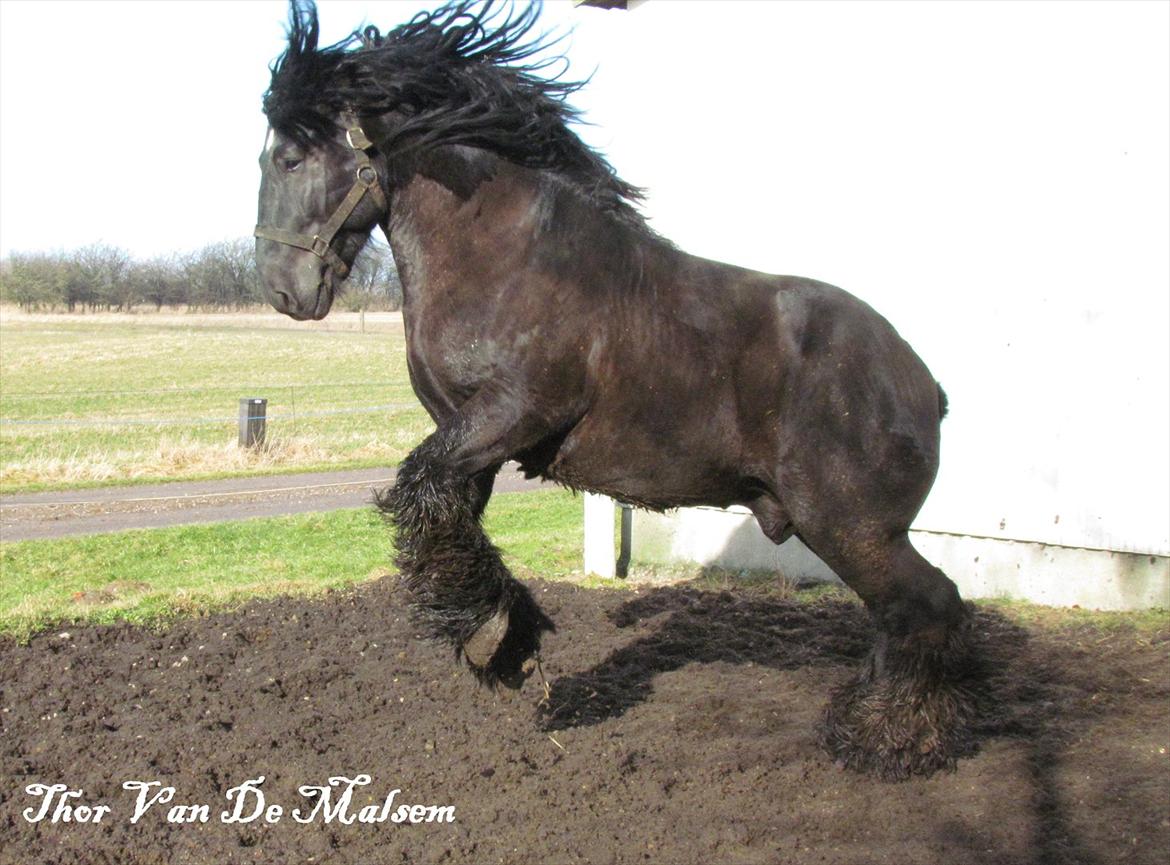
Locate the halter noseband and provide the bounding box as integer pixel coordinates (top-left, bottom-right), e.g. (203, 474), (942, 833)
(254, 119), (387, 279)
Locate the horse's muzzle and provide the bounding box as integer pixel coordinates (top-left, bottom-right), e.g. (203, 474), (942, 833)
(267, 280), (332, 321)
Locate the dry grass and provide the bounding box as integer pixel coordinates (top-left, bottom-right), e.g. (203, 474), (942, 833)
(0, 433), (406, 489)
(0, 308), (432, 491)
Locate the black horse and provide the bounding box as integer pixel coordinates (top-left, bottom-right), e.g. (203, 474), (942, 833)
(254, 0), (979, 780)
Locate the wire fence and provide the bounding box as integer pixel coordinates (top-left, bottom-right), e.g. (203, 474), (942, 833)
(0, 381), (402, 399)
(0, 383), (422, 430)
(0, 404), (420, 428)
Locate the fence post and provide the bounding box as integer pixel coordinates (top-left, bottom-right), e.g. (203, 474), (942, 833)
(584, 493), (617, 578)
(238, 397), (267, 448)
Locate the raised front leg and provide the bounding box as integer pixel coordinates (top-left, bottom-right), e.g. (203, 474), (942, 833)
(377, 399), (555, 689)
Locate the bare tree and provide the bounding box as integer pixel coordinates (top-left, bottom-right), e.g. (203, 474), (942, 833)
(219, 238), (262, 308)
(131, 255), (185, 310)
(0, 252), (68, 311)
(340, 239), (402, 312)
(70, 243), (132, 311)
(1, 237), (262, 313)
(183, 239), (261, 309)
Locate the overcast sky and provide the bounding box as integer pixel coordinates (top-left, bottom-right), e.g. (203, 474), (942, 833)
(1, 0), (1166, 278)
(0, 0), (595, 259)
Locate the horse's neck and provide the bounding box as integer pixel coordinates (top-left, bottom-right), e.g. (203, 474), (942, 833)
(384, 147), (651, 319)
(383, 148), (537, 309)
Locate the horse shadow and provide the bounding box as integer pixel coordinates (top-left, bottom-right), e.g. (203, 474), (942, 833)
(538, 582), (1055, 741)
(537, 580), (1140, 865)
(538, 581), (873, 731)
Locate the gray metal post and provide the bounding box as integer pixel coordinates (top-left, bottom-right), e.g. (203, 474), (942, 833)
(616, 504), (632, 578)
(238, 398), (267, 448)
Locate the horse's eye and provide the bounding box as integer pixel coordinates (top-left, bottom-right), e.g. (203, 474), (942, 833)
(280, 157), (303, 173)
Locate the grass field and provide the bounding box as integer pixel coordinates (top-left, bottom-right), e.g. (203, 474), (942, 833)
(0, 308), (433, 492)
(0, 487), (585, 641)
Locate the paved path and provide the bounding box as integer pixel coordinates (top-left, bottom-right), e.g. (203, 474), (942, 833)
(0, 465), (551, 541)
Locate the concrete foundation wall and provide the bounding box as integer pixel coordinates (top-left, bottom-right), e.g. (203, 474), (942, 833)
(585, 496), (1170, 612)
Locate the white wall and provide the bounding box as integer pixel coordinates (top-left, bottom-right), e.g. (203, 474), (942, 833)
(560, 1), (1169, 556)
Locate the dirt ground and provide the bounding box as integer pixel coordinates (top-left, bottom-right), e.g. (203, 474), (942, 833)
(1, 580), (1167, 865)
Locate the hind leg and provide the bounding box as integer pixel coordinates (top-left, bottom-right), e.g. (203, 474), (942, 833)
(809, 530), (980, 779)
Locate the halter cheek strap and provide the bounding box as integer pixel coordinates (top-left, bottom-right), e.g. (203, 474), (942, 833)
(254, 119), (387, 279)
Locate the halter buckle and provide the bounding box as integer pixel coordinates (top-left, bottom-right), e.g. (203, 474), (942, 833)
(346, 126), (374, 151)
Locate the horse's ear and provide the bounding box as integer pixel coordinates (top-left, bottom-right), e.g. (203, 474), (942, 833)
(286, 0), (320, 55)
(358, 24), (383, 50)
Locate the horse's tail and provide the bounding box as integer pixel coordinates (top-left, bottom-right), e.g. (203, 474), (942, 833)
(937, 383), (950, 421)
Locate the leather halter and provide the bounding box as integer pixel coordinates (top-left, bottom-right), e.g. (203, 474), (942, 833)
(254, 120), (387, 279)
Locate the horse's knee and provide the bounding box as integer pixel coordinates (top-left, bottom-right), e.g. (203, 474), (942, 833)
(811, 533), (964, 640)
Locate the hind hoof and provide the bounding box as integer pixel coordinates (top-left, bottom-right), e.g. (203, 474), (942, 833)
(820, 669), (978, 781)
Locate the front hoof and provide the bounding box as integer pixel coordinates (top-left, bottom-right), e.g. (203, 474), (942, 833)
(461, 611), (534, 690)
(463, 610), (509, 671)
(461, 592), (554, 690)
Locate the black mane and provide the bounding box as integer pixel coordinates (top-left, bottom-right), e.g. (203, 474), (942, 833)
(263, 0), (645, 221)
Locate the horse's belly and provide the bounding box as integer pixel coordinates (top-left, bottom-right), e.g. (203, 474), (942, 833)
(543, 394), (744, 511)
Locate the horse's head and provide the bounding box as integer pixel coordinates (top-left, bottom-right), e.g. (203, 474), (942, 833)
(254, 0), (637, 321)
(254, 118), (387, 321)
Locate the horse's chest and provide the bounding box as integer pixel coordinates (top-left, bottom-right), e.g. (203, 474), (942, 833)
(402, 309), (515, 406)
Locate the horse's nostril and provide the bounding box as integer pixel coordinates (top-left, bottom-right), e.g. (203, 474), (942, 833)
(271, 289), (292, 312)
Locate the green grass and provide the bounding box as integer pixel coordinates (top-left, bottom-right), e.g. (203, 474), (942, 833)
(3, 484), (1164, 645)
(0, 313), (433, 492)
(976, 596), (1170, 635)
(0, 488), (584, 641)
